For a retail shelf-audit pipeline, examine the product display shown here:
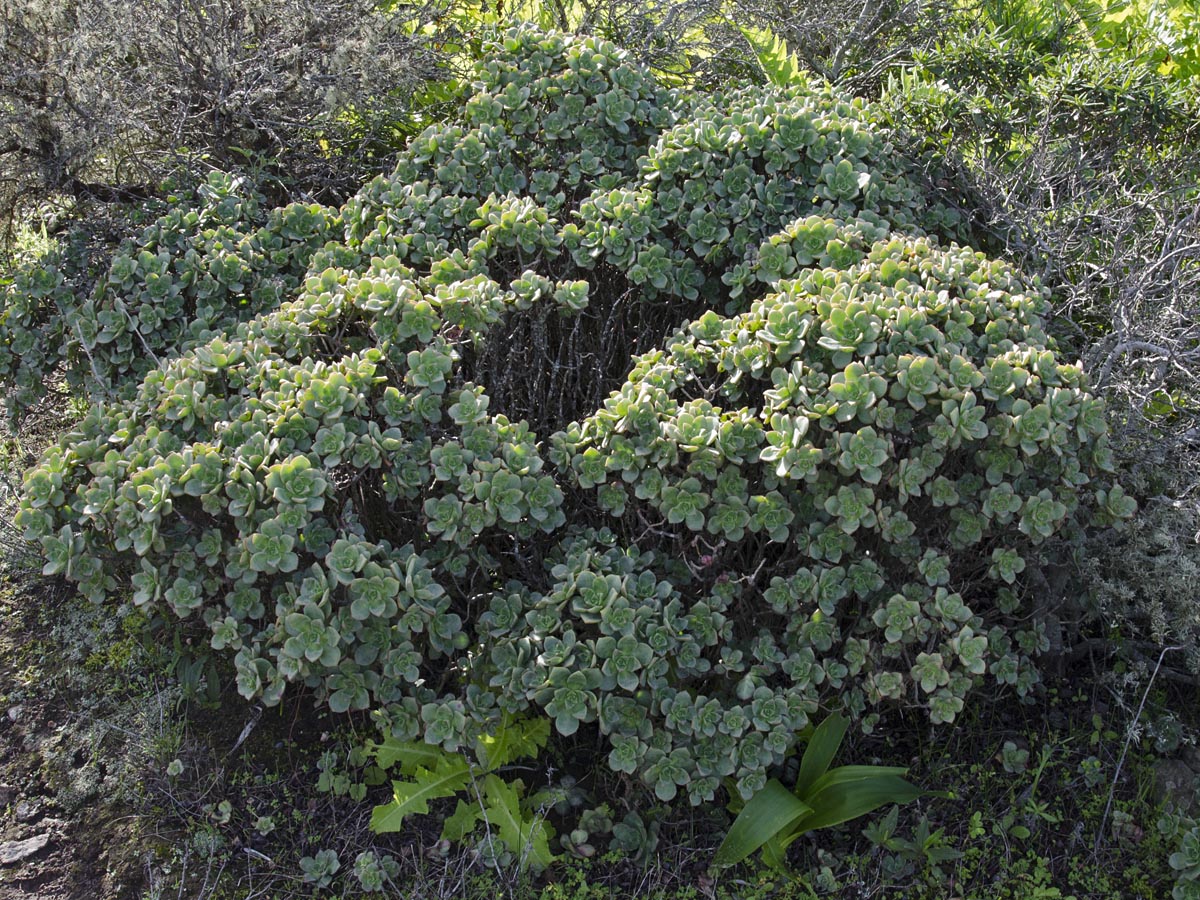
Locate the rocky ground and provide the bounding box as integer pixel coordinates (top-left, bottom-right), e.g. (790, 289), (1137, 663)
(0, 578), (145, 899)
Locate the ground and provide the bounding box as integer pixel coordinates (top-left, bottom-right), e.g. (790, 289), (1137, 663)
(0, 578), (144, 900)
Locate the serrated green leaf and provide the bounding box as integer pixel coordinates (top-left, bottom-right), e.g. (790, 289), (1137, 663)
(372, 738), (452, 775)
(476, 713), (551, 770)
(481, 774), (556, 870)
(740, 25), (803, 87)
(441, 798), (483, 842)
(370, 755), (471, 833)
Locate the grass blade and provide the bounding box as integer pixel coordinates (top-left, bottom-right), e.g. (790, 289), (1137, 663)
(713, 778), (812, 868)
(796, 774), (923, 833)
(795, 712), (849, 798)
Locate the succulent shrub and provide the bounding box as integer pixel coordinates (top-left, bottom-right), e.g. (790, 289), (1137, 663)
(15, 26), (1129, 810)
(0, 171), (339, 420)
(543, 223), (1126, 798)
(341, 25), (946, 433)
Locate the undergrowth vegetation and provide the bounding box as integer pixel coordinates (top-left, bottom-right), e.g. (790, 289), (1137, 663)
(0, 3), (1196, 899)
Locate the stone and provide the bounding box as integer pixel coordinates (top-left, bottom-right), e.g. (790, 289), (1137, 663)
(14, 799), (41, 823)
(6, 705), (21, 722)
(0, 833), (50, 865)
(1153, 758), (1200, 816)
(0, 783), (14, 805)
(1182, 744), (1200, 774)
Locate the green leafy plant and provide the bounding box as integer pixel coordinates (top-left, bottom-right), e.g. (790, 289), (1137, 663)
(0, 173), (339, 421)
(862, 807), (964, 879)
(1171, 825), (1200, 900)
(352, 850), (400, 892)
(369, 714), (556, 870)
(299, 848), (341, 888)
(712, 713), (923, 871)
(1000, 740), (1030, 774)
(1094, 1), (1200, 82)
(739, 24), (804, 87)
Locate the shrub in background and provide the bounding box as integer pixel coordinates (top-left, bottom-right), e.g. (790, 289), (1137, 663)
(877, 0), (1200, 690)
(0, 0), (435, 231)
(1084, 481), (1200, 677)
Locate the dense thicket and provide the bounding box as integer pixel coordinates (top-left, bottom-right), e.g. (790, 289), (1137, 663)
(880, 1), (1200, 458)
(0, 0), (435, 220)
(12, 29), (1132, 812)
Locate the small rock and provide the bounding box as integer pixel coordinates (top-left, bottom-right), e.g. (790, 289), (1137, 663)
(0, 833), (50, 865)
(1182, 744), (1200, 774)
(0, 784), (14, 805)
(6, 706), (21, 722)
(14, 800), (42, 823)
(1153, 758), (1199, 815)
